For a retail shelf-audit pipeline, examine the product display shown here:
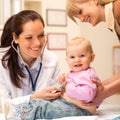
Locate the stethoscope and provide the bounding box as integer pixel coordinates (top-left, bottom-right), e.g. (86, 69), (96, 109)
(11, 37), (48, 92)
(25, 62), (42, 91)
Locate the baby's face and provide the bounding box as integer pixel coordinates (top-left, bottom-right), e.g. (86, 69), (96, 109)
(66, 44), (94, 72)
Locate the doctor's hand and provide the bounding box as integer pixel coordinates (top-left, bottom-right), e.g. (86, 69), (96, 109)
(30, 86), (62, 101)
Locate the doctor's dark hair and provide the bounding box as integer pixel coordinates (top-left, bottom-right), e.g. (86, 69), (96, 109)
(0, 10), (45, 88)
(0, 15), (15, 47)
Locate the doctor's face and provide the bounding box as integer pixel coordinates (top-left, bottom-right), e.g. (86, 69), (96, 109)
(14, 19), (46, 64)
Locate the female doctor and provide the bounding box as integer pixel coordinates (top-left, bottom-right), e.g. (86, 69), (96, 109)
(0, 10), (62, 105)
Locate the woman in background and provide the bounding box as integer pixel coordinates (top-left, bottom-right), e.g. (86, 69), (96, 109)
(66, 0), (120, 105)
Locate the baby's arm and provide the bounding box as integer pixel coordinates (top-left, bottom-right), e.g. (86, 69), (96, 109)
(51, 74), (66, 93)
(58, 73), (67, 85)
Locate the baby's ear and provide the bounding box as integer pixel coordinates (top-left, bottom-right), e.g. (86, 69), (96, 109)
(91, 53), (95, 62)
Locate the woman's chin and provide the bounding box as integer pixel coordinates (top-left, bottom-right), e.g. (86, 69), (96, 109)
(91, 20), (100, 26)
(90, 22), (97, 26)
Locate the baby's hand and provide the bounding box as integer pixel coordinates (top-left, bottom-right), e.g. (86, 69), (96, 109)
(58, 73), (66, 85)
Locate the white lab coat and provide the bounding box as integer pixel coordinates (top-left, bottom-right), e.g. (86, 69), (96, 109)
(0, 47), (61, 105)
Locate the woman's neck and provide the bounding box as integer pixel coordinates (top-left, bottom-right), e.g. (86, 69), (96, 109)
(99, 5), (106, 22)
(26, 58), (36, 67)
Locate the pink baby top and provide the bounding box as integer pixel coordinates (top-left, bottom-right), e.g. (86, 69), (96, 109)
(66, 67), (100, 103)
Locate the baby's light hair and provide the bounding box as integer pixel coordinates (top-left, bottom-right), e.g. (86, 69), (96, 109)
(66, 37), (94, 54)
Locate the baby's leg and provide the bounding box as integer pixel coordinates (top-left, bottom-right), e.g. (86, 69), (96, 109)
(7, 99), (52, 120)
(7, 98), (92, 120)
(25, 98), (92, 119)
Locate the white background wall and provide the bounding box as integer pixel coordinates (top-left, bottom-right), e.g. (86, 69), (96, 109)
(0, 0), (120, 105)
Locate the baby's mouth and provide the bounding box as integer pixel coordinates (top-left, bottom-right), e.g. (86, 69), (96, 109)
(74, 64), (82, 67)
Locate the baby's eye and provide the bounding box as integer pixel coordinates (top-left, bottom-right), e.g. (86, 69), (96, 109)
(70, 56), (75, 59)
(80, 54), (85, 57)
